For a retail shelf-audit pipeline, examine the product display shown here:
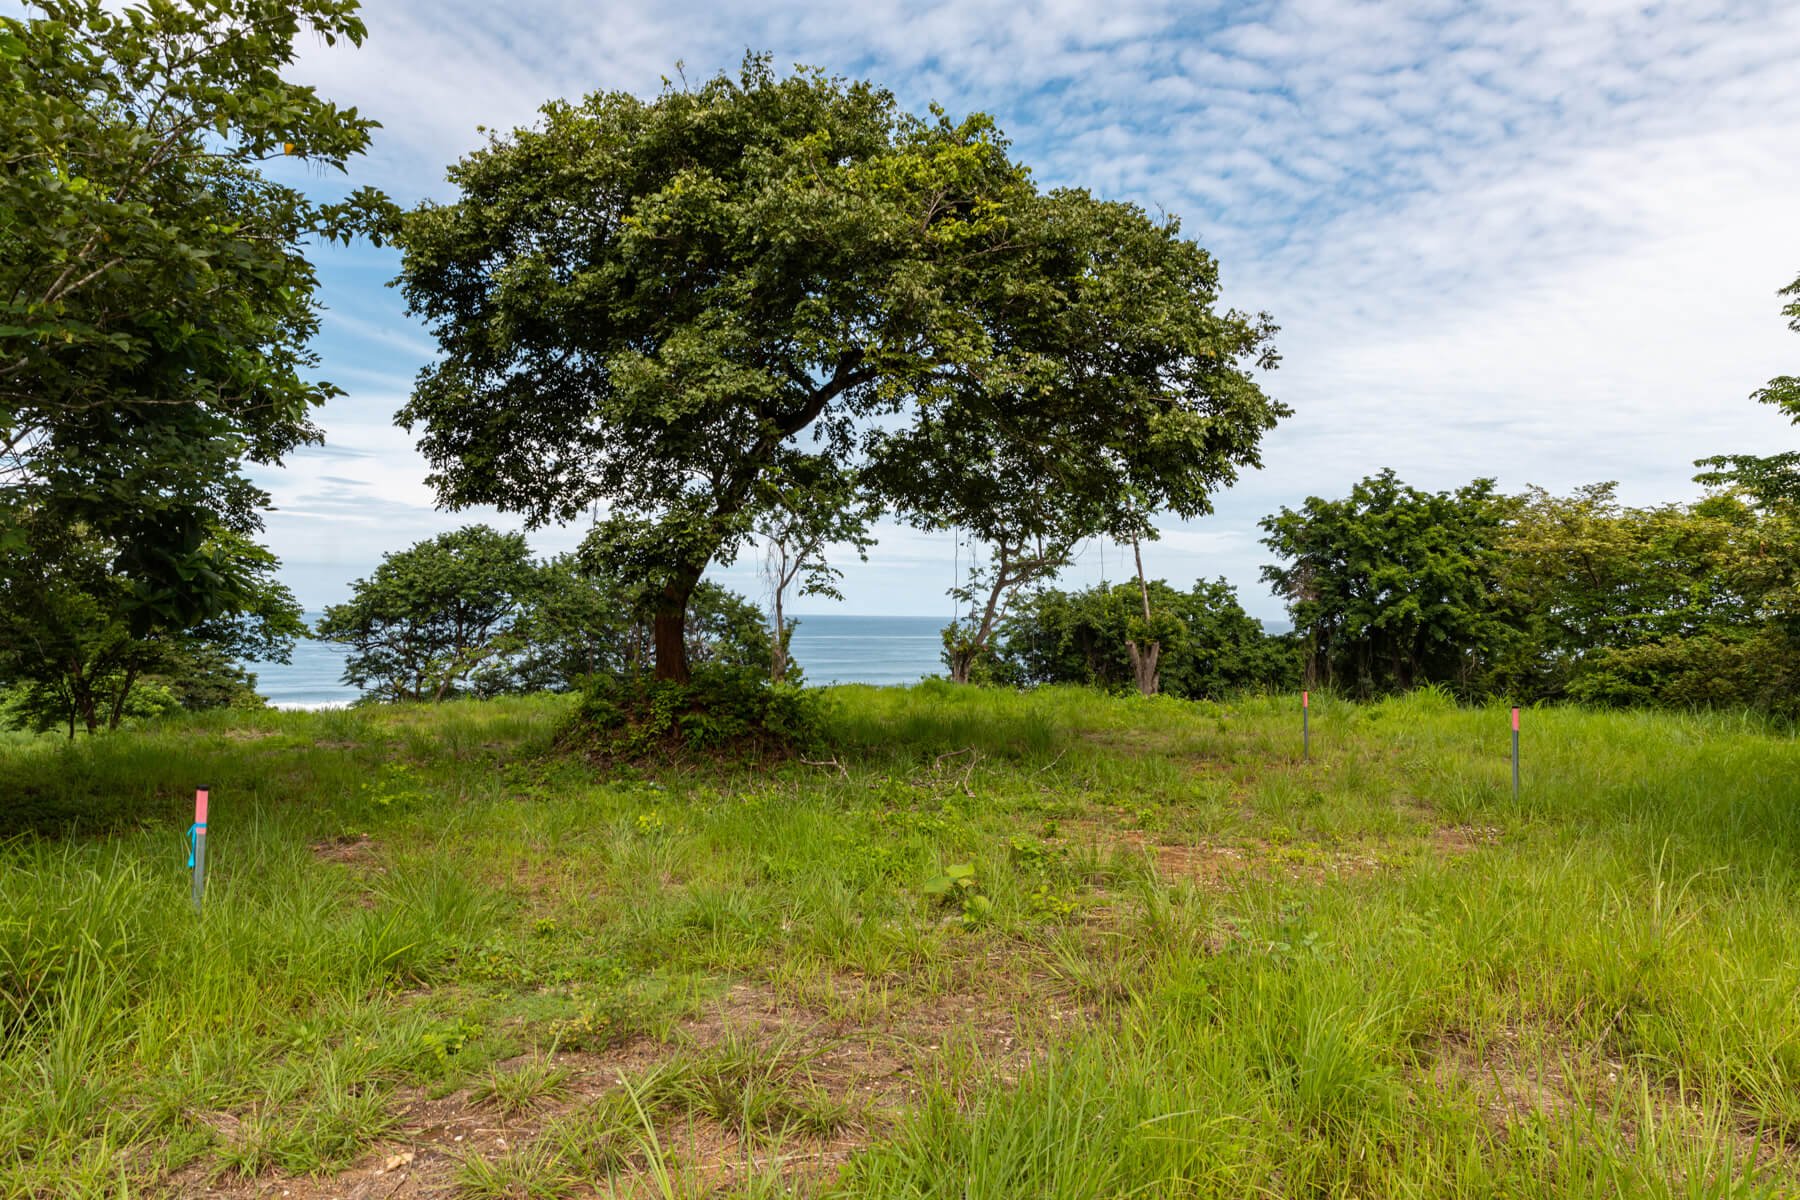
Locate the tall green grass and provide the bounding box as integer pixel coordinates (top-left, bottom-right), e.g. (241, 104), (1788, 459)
(0, 686), (1794, 1196)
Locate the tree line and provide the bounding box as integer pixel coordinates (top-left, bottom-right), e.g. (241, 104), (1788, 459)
(2, 0), (1795, 736)
(990, 475), (1798, 716)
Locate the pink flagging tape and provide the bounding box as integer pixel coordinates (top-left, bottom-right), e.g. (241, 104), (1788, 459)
(195, 787), (209, 826)
(1511, 708), (1520, 732)
(1302, 690), (1309, 708)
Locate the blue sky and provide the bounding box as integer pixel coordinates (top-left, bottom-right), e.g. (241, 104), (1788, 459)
(256, 0), (1800, 618)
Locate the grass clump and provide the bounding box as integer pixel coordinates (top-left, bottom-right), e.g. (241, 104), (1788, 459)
(628, 1029), (853, 1139)
(454, 1141), (578, 1199)
(471, 1056), (572, 1115)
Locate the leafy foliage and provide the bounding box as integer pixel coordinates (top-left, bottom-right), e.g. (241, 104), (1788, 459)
(1259, 472), (1800, 715)
(317, 526), (541, 703)
(1260, 471), (1514, 697)
(483, 557), (784, 695)
(0, 512), (299, 735)
(318, 527), (786, 704)
(1493, 486), (1800, 713)
(0, 0), (387, 629)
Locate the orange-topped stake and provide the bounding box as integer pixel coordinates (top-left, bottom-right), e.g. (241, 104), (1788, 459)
(189, 786), (210, 913)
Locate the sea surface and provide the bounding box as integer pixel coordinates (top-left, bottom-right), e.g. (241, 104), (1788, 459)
(249, 613), (950, 709)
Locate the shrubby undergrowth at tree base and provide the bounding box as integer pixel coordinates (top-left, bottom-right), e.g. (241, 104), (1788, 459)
(560, 666), (824, 760)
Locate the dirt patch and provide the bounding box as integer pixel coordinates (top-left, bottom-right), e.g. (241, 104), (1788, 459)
(170, 969), (1088, 1200)
(1062, 821), (1388, 887)
(1425, 1027), (1797, 1177)
(175, 1040), (675, 1200)
(1060, 815), (1500, 890)
(310, 833), (378, 866)
(1433, 824), (1504, 854)
(1427, 1026), (1584, 1125)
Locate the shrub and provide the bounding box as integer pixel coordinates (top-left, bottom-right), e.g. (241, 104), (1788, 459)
(561, 666), (825, 761)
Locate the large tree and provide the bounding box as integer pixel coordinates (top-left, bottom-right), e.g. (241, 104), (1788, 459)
(0, 0), (384, 629)
(395, 58), (1282, 682)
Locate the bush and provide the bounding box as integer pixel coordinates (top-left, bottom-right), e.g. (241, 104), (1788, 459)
(1566, 630), (1800, 718)
(561, 667), (825, 760)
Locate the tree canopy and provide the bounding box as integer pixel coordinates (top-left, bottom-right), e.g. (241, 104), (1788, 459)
(318, 526), (541, 704)
(1260, 471), (1514, 696)
(394, 56), (1282, 683)
(0, 0), (384, 631)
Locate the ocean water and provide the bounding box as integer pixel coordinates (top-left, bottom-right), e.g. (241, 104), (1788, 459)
(249, 612), (949, 708)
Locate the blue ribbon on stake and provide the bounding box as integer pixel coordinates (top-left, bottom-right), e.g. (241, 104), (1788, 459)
(188, 785), (210, 914)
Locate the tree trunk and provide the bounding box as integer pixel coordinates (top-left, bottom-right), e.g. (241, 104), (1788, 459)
(1129, 536), (1160, 696)
(768, 543), (792, 685)
(652, 566), (701, 683)
(68, 660), (99, 735)
(770, 585), (787, 685)
(1127, 639), (1162, 695)
(106, 667), (138, 730)
(947, 549), (1011, 684)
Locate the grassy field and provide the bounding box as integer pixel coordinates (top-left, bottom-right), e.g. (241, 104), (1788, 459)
(1, 683), (1797, 1198)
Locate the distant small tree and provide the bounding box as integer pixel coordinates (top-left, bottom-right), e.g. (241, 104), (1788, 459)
(756, 467), (873, 684)
(1124, 535), (1168, 696)
(940, 535), (1072, 684)
(1696, 270), (1800, 508)
(992, 577), (1294, 698)
(503, 553), (638, 693)
(318, 526), (540, 703)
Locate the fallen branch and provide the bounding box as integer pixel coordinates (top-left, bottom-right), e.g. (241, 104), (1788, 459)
(800, 755), (849, 779)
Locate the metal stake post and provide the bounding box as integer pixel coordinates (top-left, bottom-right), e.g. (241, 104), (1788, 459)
(189, 786), (209, 913)
(1302, 690), (1310, 760)
(1510, 709), (1520, 801)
